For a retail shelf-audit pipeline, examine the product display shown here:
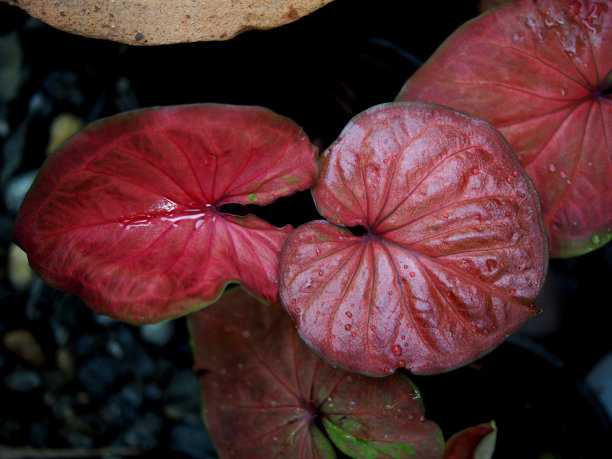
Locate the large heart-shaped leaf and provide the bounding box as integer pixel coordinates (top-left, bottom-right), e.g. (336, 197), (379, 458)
(279, 103), (548, 376)
(396, 0), (612, 258)
(13, 104), (317, 324)
(189, 287), (444, 458)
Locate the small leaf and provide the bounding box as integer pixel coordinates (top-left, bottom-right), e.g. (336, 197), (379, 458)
(279, 103), (548, 375)
(13, 104), (317, 324)
(189, 287), (444, 459)
(397, 0), (612, 257)
(443, 421), (497, 459)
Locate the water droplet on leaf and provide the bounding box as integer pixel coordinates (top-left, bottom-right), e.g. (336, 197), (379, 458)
(392, 344), (402, 356)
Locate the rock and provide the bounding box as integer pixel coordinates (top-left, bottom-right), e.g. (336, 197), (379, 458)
(0, 31), (23, 104)
(3, 170), (37, 214)
(77, 355), (126, 398)
(107, 384), (143, 428)
(163, 369), (201, 423)
(587, 352), (612, 420)
(4, 0), (335, 45)
(169, 423), (216, 459)
(3, 368), (42, 391)
(46, 112), (84, 154)
(140, 320), (175, 347)
(2, 328), (45, 366)
(7, 243), (34, 290)
(121, 412), (162, 449)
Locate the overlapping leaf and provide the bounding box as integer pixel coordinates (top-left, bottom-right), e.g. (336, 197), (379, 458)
(13, 104), (317, 324)
(397, 0), (612, 257)
(189, 287), (444, 458)
(280, 103), (548, 376)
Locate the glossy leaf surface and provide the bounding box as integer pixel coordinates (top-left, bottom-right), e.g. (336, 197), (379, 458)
(280, 103), (548, 376)
(443, 422), (497, 459)
(397, 0), (612, 257)
(189, 287), (444, 459)
(13, 104), (317, 324)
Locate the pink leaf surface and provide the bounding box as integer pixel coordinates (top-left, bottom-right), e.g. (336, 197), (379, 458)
(397, 0), (612, 258)
(13, 104), (317, 324)
(189, 287), (444, 458)
(279, 103), (548, 376)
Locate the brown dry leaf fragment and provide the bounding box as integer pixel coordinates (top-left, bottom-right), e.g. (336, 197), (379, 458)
(1, 0), (334, 45)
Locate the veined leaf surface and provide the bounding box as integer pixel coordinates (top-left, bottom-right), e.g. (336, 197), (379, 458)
(189, 287), (444, 458)
(280, 103), (548, 375)
(14, 104), (317, 324)
(397, 0), (612, 257)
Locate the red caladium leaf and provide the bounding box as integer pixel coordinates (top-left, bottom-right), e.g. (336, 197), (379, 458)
(443, 422), (497, 459)
(13, 104), (317, 324)
(279, 103), (548, 376)
(396, 0), (612, 258)
(189, 287), (444, 458)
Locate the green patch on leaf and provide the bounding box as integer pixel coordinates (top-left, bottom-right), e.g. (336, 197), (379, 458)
(323, 419), (416, 458)
(248, 193), (257, 202)
(287, 177), (300, 184)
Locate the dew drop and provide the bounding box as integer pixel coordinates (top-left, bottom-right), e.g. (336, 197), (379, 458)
(345, 311), (353, 319)
(331, 334), (336, 339)
(520, 193), (526, 198)
(592, 234), (601, 244)
(505, 211), (512, 217)
(560, 171), (567, 179)
(401, 335), (405, 340)
(471, 167), (480, 175)
(420, 415), (426, 422)
(370, 325), (376, 331)
(316, 310), (321, 315)
(468, 130), (473, 136)
(295, 308), (301, 313)
(321, 339), (325, 345)
(345, 324), (351, 331)
(548, 163), (557, 172)
(392, 344), (402, 356)
(509, 289), (516, 295)
(529, 282), (533, 287)
(492, 325), (497, 331)
(388, 291), (393, 295)
(443, 212), (449, 219)
(351, 332), (357, 338)
(482, 329), (489, 335)
(403, 264), (408, 269)
(471, 326), (477, 332)
(506, 176), (514, 184)
(409, 271), (416, 277)
(296, 252), (302, 257)
(318, 269), (324, 276)
(499, 262), (505, 268)
(315, 248), (322, 256)
(397, 360), (406, 367)
(561, 88), (567, 96)
(383, 158), (389, 164)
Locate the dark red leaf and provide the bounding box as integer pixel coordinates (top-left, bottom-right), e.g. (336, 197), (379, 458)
(279, 103), (548, 376)
(397, 0), (612, 258)
(189, 287), (444, 458)
(13, 104), (317, 324)
(443, 422), (497, 459)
